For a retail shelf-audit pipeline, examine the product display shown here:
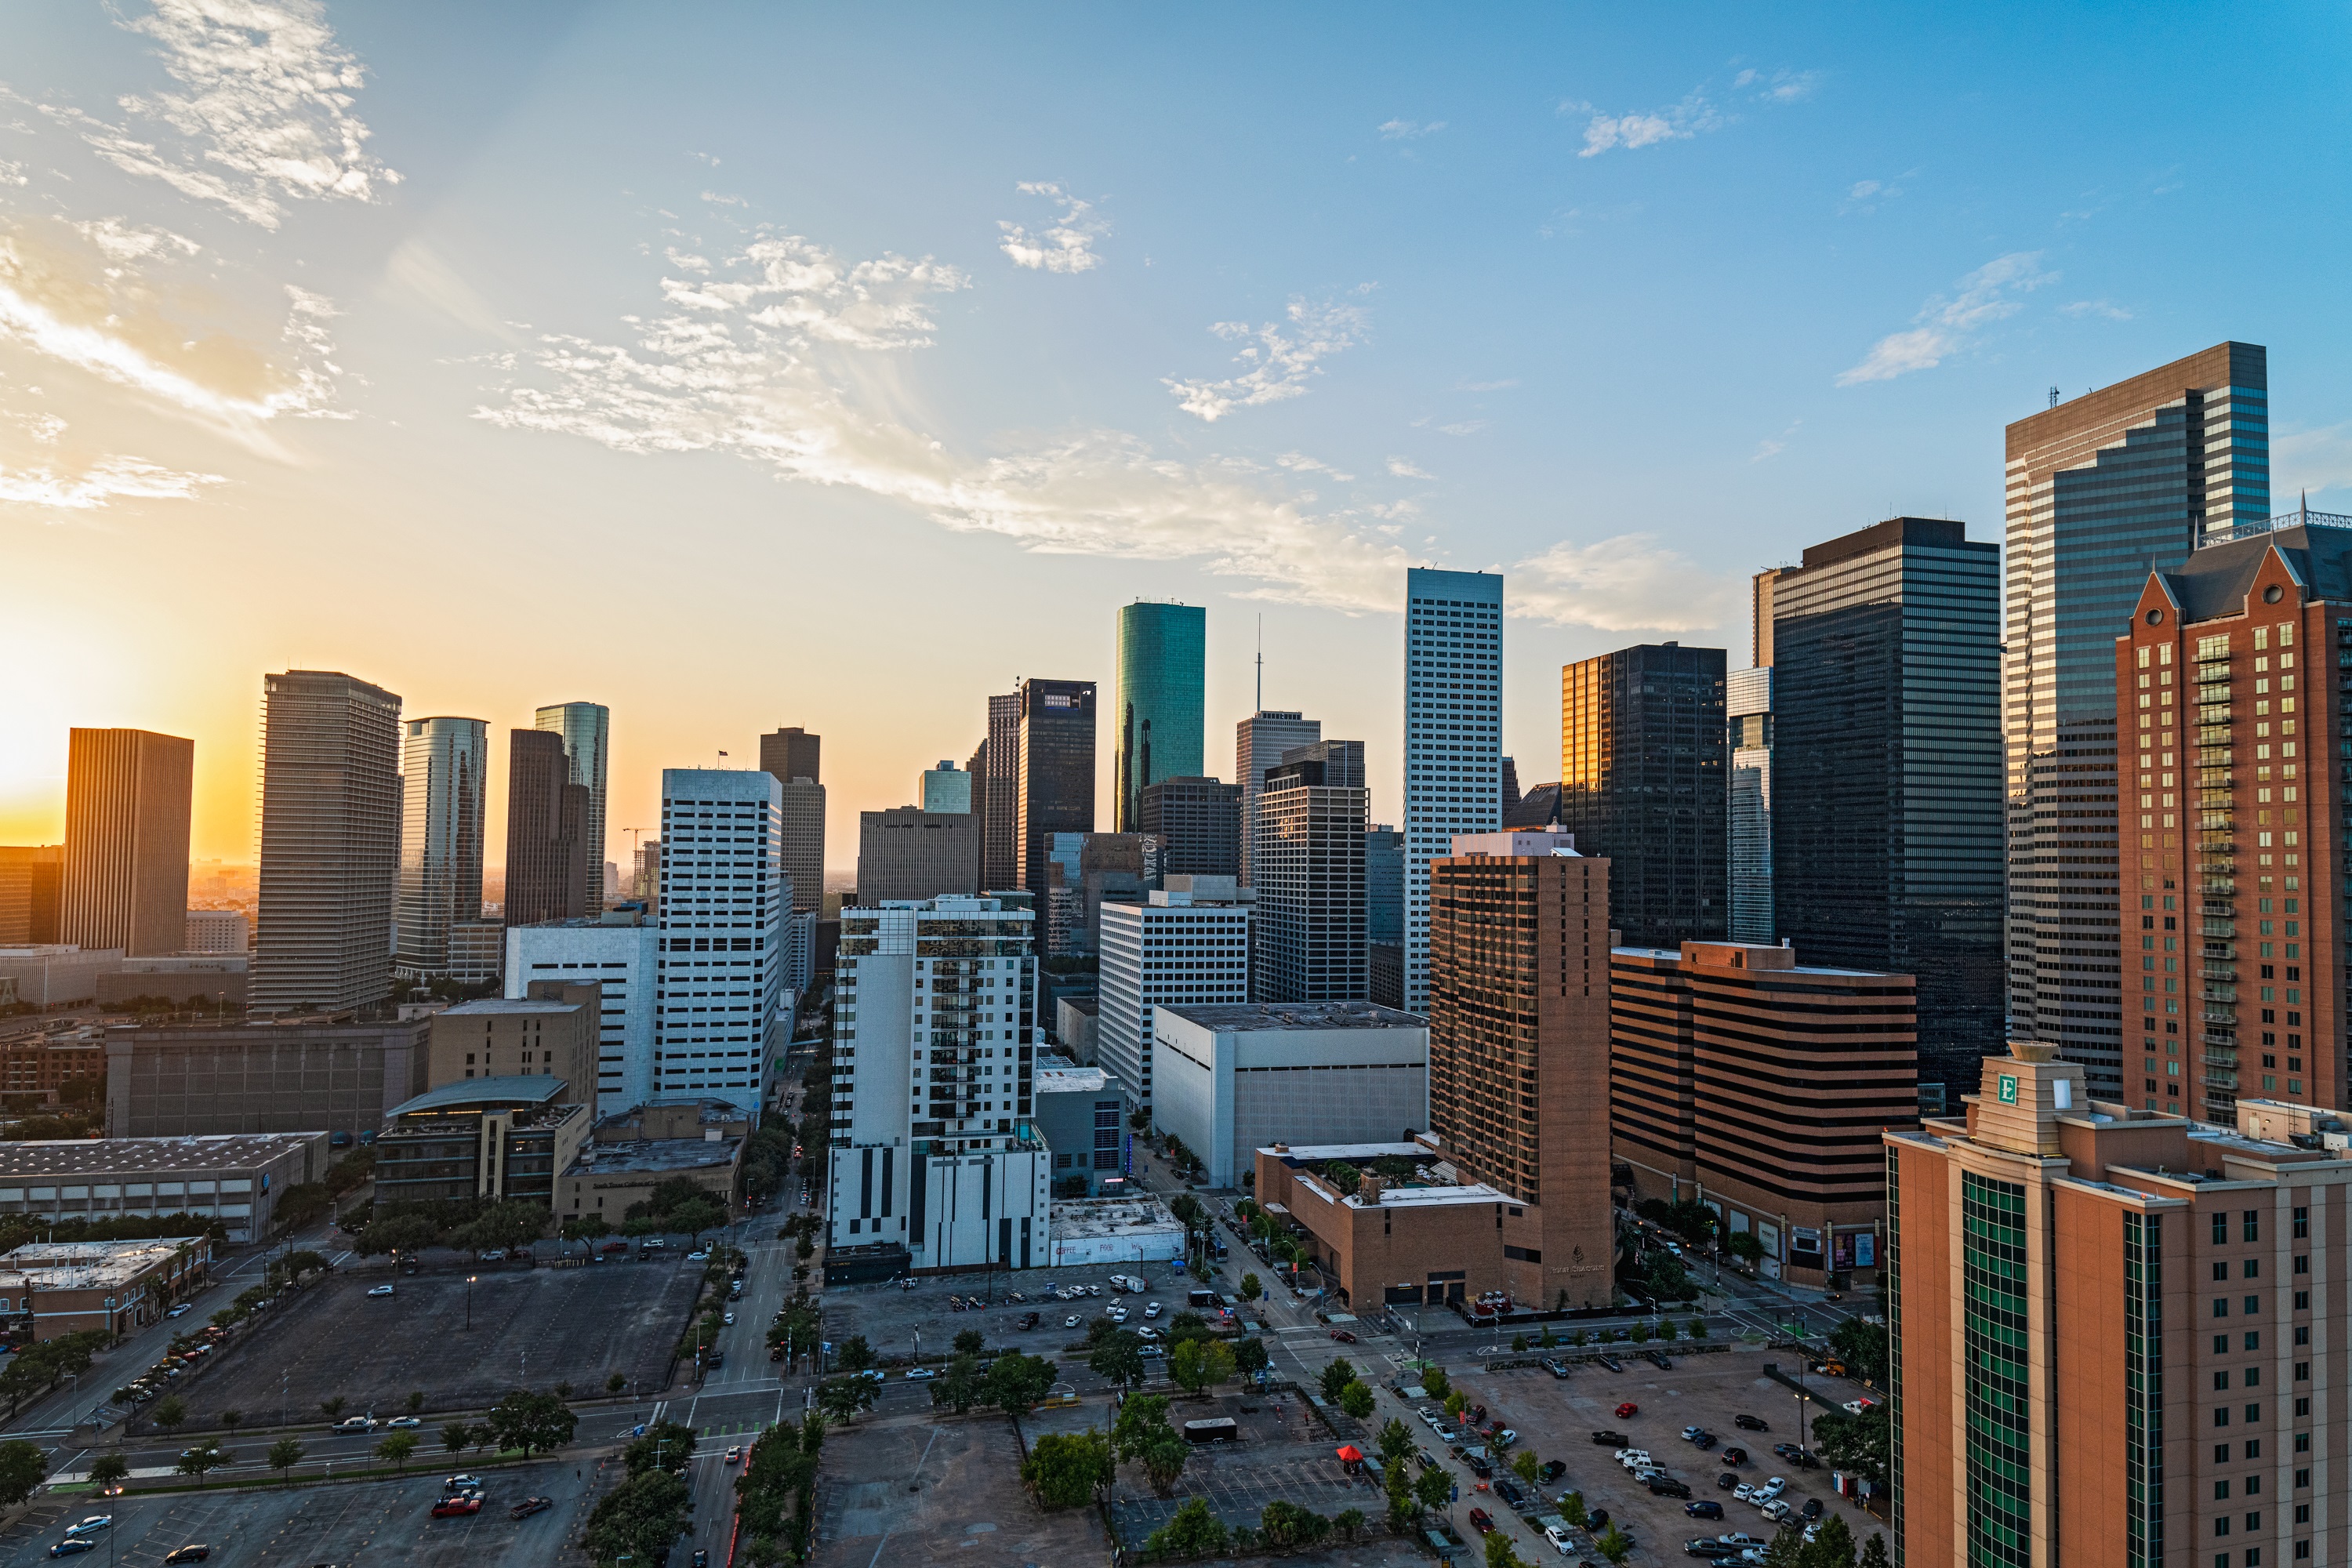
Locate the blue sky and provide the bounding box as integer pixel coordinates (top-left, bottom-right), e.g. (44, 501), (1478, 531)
(6, 2), (2352, 864)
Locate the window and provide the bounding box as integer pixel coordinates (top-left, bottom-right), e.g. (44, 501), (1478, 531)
(2214, 1261), (2230, 1282)
(2292, 1207), (2309, 1239)
(2213, 1214), (2230, 1243)
(2244, 1258), (2261, 1279)
(2245, 1210), (2261, 1242)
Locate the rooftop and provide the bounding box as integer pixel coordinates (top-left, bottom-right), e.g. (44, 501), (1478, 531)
(568, 1138), (739, 1176)
(0, 1134), (321, 1176)
(0, 1238), (203, 1291)
(1048, 1196), (1182, 1238)
(387, 1076), (571, 1118)
(1159, 1002), (1426, 1032)
(1034, 1065), (1109, 1094)
(437, 999), (585, 1017)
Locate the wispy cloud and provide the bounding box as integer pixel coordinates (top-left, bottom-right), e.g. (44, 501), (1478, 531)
(1751, 418), (1802, 462)
(60, 0), (397, 229)
(0, 451), (224, 509)
(1276, 451), (1355, 482)
(1437, 420), (1486, 437)
(2275, 423), (2352, 504)
(1568, 67), (1817, 158)
(1836, 252), (2053, 386)
(1378, 118), (1446, 140)
(1164, 295), (1370, 423)
(1512, 534), (1738, 631)
(1733, 67), (1821, 103)
(382, 237), (518, 344)
(0, 220), (347, 445)
(1386, 456), (1435, 480)
(998, 182), (1108, 274)
(0, 160), (25, 188)
(1840, 173), (1911, 214)
(2060, 299), (2132, 321)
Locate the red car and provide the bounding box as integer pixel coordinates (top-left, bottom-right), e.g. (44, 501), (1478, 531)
(1329, 1329), (1357, 1343)
(430, 1496), (482, 1518)
(1615, 1402), (1640, 1419)
(1468, 1508), (1494, 1534)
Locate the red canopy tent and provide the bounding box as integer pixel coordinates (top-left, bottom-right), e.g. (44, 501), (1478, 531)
(1334, 1444), (1364, 1463)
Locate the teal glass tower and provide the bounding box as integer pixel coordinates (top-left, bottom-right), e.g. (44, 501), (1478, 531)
(1115, 601), (1207, 833)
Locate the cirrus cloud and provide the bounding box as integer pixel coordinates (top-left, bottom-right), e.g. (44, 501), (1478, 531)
(1163, 295), (1371, 423)
(1836, 251), (2053, 386)
(998, 182), (1108, 274)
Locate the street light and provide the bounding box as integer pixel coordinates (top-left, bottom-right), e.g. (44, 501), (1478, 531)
(465, 1275), (477, 1331)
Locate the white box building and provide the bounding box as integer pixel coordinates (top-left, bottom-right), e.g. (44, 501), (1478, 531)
(1152, 1002), (1430, 1189)
(1046, 1195), (1186, 1268)
(827, 895), (1050, 1271)
(655, 770), (786, 1116)
(506, 915), (660, 1112)
(1097, 878), (1251, 1114)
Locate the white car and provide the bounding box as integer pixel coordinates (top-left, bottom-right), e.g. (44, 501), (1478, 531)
(165, 1305), (191, 1319)
(1762, 1499), (1793, 1523)
(1064, 1316), (1080, 1328)
(1758, 1476), (1788, 1500)
(1682, 1425), (1707, 1440)
(480, 1249), (506, 1261)
(1543, 1523), (1577, 1556)
(1842, 1398), (1878, 1416)
(1733, 1483), (1759, 1504)
(366, 1284), (395, 1298)
(723, 1313), (736, 1325)
(906, 1367), (936, 1381)
(1617, 1450), (1653, 1469)
(387, 1417), (423, 1429)
(62, 1518), (112, 1539)
(334, 1416), (377, 1432)
(688, 1250), (711, 1262)
(1143, 1301), (1163, 1318)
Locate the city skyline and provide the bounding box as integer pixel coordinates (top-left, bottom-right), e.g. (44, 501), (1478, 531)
(12, 5), (2352, 874)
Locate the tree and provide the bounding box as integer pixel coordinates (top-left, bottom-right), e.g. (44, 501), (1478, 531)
(1334, 1506), (1366, 1541)
(1726, 1230), (1766, 1266)
(485, 1388), (578, 1457)
(219, 1410), (244, 1439)
(375, 1432), (419, 1472)
(1511, 1449), (1541, 1488)
(1169, 1337), (1234, 1396)
(1376, 1416), (1414, 1465)
(440, 1422), (472, 1455)
(266, 1436), (306, 1484)
(983, 1352), (1058, 1417)
(1629, 1320), (1652, 1344)
(86, 1452), (129, 1493)
(560, 1214), (611, 1243)
(837, 1334), (876, 1374)
(1238, 1272), (1262, 1301)
(624, 1420), (696, 1475)
(1657, 1317), (1681, 1341)
(1485, 1532), (1530, 1568)
(1830, 1316), (1890, 1386)
(1798, 1515), (1858, 1568)
(1113, 1392), (1175, 1461)
(931, 1354), (987, 1415)
(1088, 1330), (1147, 1392)
(815, 1377), (877, 1425)
(1022, 1428), (1113, 1508)
(1559, 1490), (1588, 1527)
(1595, 1522), (1635, 1566)
(1414, 1464), (1451, 1517)
(354, 1212), (439, 1258)
(1385, 1450), (1415, 1532)
(1761, 1525), (1806, 1568)
(1139, 1430), (1189, 1497)
(584, 1469), (693, 1568)
(405, 1390), (426, 1414)
(1319, 1358), (1358, 1403)
(1813, 1404), (1890, 1487)
(1165, 1310), (1213, 1346)
(1261, 1499), (1331, 1548)
(318, 1396), (346, 1420)
(1421, 1366), (1450, 1398)
(151, 1396), (187, 1435)
(1857, 1533), (1892, 1568)
(952, 1327), (985, 1357)
(1145, 1497), (1229, 1559)
(1648, 1253), (1691, 1300)
(1444, 1390), (1468, 1420)
(1510, 1333), (1528, 1352)
(0, 1441), (45, 1508)
(1338, 1381), (1375, 1420)
(606, 1372), (626, 1395)
(1687, 1316), (1710, 1341)
(176, 1441), (223, 1486)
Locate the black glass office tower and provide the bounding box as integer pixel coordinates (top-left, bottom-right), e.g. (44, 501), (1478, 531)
(1558, 642), (1726, 948)
(1138, 775), (1240, 878)
(1770, 517), (2003, 1102)
(1115, 601), (1206, 833)
(1015, 678), (1096, 906)
(2005, 343), (2269, 1098)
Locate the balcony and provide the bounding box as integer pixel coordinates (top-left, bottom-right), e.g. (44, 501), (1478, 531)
(2203, 919), (2237, 938)
(2202, 1004), (2238, 1025)
(2203, 1070), (2240, 1094)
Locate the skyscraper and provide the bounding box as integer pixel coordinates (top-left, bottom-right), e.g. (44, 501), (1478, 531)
(1725, 669), (1773, 945)
(1365, 823), (1403, 1008)
(60, 727), (192, 956)
(1252, 742), (1367, 1004)
(1098, 879), (1252, 1111)
(0, 847), (63, 946)
(1138, 776), (1240, 879)
(532, 702), (609, 891)
(760, 728), (823, 917)
(1236, 710), (1319, 887)
(921, 760), (973, 815)
(982, 693), (1022, 891)
(504, 728), (590, 927)
(2006, 343), (2270, 1095)
(655, 768), (784, 1115)
(1770, 517), (2004, 1102)
(1404, 569), (1504, 1012)
(394, 717), (488, 978)
(252, 670), (402, 1014)
(854, 807), (979, 905)
(2119, 517), (2352, 1123)
(1014, 678), (1095, 906)
(1115, 601), (1207, 833)
(1559, 642), (1726, 949)
(1425, 829), (1614, 1309)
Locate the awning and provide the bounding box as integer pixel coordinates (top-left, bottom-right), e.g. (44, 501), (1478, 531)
(1334, 1444), (1364, 1462)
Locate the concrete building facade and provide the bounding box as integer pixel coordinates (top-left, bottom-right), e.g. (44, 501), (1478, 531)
(60, 728), (193, 958)
(1033, 1063), (1127, 1195)
(0, 1132), (333, 1241)
(1236, 710), (1320, 889)
(855, 808), (978, 906)
(1253, 742), (1368, 1004)
(105, 1016), (430, 1138)
(427, 992), (597, 1101)
(1098, 881), (1252, 1112)
(1404, 571), (1506, 1012)
(655, 769), (786, 1115)
(507, 915), (659, 1112)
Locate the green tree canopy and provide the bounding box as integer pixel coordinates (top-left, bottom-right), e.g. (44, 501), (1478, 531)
(624, 1419), (697, 1475)
(1022, 1428), (1113, 1509)
(1319, 1358), (1357, 1403)
(982, 1352), (1057, 1417)
(1145, 1497), (1228, 1560)
(583, 1469), (692, 1567)
(1829, 1316), (1889, 1385)
(1087, 1330), (1146, 1392)
(1813, 1404), (1890, 1487)
(931, 1354), (989, 1415)
(1169, 1337), (1234, 1396)
(0, 1442), (46, 1508)
(485, 1388), (577, 1457)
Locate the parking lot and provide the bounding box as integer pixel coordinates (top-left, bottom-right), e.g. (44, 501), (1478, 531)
(819, 1264), (1188, 1363)
(0, 1460), (595, 1566)
(1075, 1388), (1391, 1548)
(1438, 1348), (1889, 1561)
(808, 1411), (1105, 1566)
(160, 1258), (704, 1430)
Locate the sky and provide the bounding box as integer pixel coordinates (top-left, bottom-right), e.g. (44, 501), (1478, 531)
(6, 2), (2352, 874)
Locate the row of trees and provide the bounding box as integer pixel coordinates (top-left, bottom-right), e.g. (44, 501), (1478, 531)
(1080, 1312), (1267, 1398)
(1316, 1357), (1378, 1421)
(1503, 1316), (1710, 1353)
(585, 1410), (694, 1564)
(351, 1196), (554, 1260)
(269, 1149), (378, 1232)
(1140, 1496), (1373, 1561)
(913, 1350), (1057, 1420)
(0, 1328), (111, 1417)
(734, 1414), (826, 1566)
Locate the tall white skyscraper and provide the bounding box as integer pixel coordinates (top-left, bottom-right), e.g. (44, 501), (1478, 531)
(534, 703), (611, 893)
(1098, 879), (1253, 1110)
(826, 895), (1051, 1269)
(1234, 710), (1319, 887)
(505, 914), (659, 1112)
(1403, 568), (1504, 1012)
(655, 768), (786, 1115)
(394, 716), (488, 978)
(1726, 665), (1773, 943)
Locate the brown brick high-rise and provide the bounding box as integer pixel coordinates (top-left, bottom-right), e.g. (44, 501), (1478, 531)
(1426, 831), (1613, 1310)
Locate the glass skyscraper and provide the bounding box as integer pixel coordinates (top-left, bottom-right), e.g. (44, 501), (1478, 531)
(1115, 601), (1207, 833)
(1403, 568), (1504, 1012)
(1015, 678), (1096, 906)
(2004, 343), (2268, 1096)
(1769, 517), (2003, 1104)
(395, 715), (488, 978)
(534, 702), (610, 893)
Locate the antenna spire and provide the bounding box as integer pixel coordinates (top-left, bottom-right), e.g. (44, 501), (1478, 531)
(1255, 614), (1263, 713)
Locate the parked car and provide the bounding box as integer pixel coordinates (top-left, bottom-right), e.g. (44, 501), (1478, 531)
(1682, 1425), (1708, 1441)
(1721, 1446), (1748, 1465)
(1590, 1429), (1629, 1446)
(1468, 1508), (1495, 1535)
(1733, 1414), (1768, 1432)
(479, 1249), (506, 1261)
(1646, 1349), (1675, 1370)
(1717, 1472), (1740, 1490)
(430, 1497), (482, 1518)
(366, 1285), (395, 1298)
(509, 1497), (552, 1519)
(162, 1549), (211, 1565)
(1762, 1499), (1792, 1523)
(165, 1304), (191, 1319)
(1799, 1499), (1824, 1521)
(1686, 1501), (1726, 1520)
(1757, 1477), (1788, 1501)
(1543, 1523), (1578, 1556)
(387, 1417), (423, 1429)
(1842, 1397), (1879, 1416)
(443, 1475), (485, 1494)
(61, 1521), (111, 1540)
(48, 1542), (96, 1559)
(906, 1367), (935, 1380)
(1693, 1432), (1718, 1450)
(1615, 1402), (1640, 1418)
(1540, 1459), (1566, 1483)
(1493, 1477), (1525, 1508)
(1143, 1301), (1163, 1318)
(1649, 1477), (1693, 1499)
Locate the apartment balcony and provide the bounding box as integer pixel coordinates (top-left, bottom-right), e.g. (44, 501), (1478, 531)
(2203, 1005), (2238, 1026)
(2202, 965), (2238, 984)
(2204, 1069), (2240, 1094)
(2203, 920), (2237, 938)
(2204, 1049), (2240, 1069)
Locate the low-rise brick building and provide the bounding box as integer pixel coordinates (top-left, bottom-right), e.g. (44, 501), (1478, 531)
(0, 1237), (212, 1341)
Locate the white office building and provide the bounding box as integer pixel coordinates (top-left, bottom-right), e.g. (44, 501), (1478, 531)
(1097, 877), (1252, 1114)
(1403, 568), (1504, 1012)
(182, 910), (248, 954)
(655, 770), (786, 1116)
(826, 895), (1050, 1271)
(1152, 1001), (1428, 1189)
(505, 914), (660, 1112)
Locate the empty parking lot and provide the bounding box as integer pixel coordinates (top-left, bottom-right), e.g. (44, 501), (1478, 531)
(161, 1259), (703, 1431)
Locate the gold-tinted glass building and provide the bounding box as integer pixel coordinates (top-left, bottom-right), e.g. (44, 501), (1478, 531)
(60, 728), (193, 957)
